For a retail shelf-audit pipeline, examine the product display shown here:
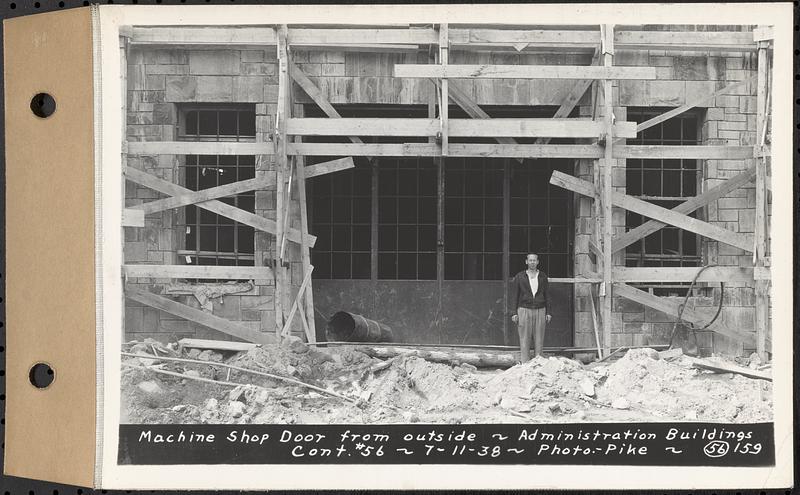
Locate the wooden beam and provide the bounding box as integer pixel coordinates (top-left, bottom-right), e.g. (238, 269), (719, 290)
(613, 145), (753, 160)
(126, 141), (274, 156)
(439, 23), (449, 156)
(128, 27), (755, 52)
(550, 170), (753, 251)
(288, 142), (604, 158)
(394, 64), (657, 80)
(288, 28), (437, 45)
(129, 27), (276, 46)
(600, 23), (615, 358)
(755, 40), (770, 360)
(304, 157), (355, 178)
(122, 208), (144, 227)
(123, 264), (273, 280)
(686, 356), (771, 381)
(124, 166), (315, 247)
(613, 283), (756, 347)
(612, 167), (755, 253)
(612, 266), (755, 283)
(275, 24), (290, 341)
(126, 287), (273, 345)
(614, 30), (756, 51)
(635, 77), (755, 134)
(536, 49), (599, 145)
(280, 266), (314, 339)
(133, 175), (275, 215)
(294, 143), (317, 344)
(178, 338), (259, 353)
(286, 117), (638, 138)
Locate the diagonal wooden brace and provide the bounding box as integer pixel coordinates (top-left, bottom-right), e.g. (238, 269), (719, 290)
(134, 174), (276, 215)
(611, 167), (755, 253)
(613, 282), (755, 348)
(550, 170), (753, 252)
(125, 166), (316, 247)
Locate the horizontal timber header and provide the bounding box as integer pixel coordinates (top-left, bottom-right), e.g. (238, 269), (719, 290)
(394, 64), (657, 80)
(287, 142), (753, 159)
(286, 118), (637, 138)
(128, 27), (756, 53)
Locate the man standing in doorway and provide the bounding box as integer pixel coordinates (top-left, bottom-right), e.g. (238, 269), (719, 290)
(510, 253), (552, 362)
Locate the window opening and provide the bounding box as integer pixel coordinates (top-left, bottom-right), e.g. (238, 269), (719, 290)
(177, 105), (257, 268)
(625, 108), (701, 295)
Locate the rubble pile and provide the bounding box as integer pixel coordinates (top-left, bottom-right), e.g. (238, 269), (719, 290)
(120, 340), (773, 425)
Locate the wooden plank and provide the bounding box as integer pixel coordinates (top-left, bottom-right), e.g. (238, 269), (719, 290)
(612, 267), (755, 283)
(280, 266), (314, 338)
(600, 24), (615, 357)
(130, 26), (276, 46)
(288, 28), (438, 45)
(635, 77), (755, 134)
(288, 142), (605, 158)
(178, 338), (259, 353)
(458, 28), (599, 46)
(536, 49), (599, 145)
(394, 64), (657, 80)
(755, 41), (770, 361)
(613, 283), (756, 347)
(134, 175), (275, 215)
(275, 25), (290, 341)
(439, 23), (449, 156)
(293, 144), (317, 345)
(122, 208), (144, 227)
(612, 167), (755, 252)
(588, 284), (603, 359)
(614, 30), (756, 51)
(686, 357), (771, 381)
(127, 141), (274, 156)
(126, 287), (272, 345)
(286, 118), (637, 138)
(122, 264), (274, 280)
(550, 170), (753, 251)
(613, 145), (753, 160)
(304, 157), (355, 178)
(124, 166), (316, 247)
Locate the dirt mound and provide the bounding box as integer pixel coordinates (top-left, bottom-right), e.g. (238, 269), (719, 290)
(120, 344), (773, 425)
(597, 349), (772, 422)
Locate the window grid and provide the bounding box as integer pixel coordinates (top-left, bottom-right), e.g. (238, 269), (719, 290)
(444, 158), (504, 280)
(177, 105), (257, 268)
(508, 158), (573, 279)
(309, 161), (372, 279)
(378, 158), (438, 280)
(625, 108), (701, 293)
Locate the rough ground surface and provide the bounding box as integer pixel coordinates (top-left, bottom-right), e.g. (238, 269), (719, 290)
(120, 342), (772, 424)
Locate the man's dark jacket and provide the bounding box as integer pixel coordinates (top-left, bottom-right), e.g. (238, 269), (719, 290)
(510, 270), (551, 315)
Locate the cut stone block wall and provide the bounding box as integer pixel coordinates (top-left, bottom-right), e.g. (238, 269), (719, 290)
(123, 43), (767, 356)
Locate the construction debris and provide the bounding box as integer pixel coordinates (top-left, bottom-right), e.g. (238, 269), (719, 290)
(120, 342), (772, 425)
(686, 356), (772, 382)
(357, 345), (517, 368)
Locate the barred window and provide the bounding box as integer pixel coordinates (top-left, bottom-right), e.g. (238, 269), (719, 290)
(177, 105), (257, 267)
(625, 108), (701, 294)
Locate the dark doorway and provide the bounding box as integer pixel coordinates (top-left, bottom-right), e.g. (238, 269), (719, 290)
(305, 104), (574, 347)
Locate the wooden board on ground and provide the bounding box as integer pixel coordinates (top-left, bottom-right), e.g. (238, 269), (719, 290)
(178, 338), (260, 353)
(356, 345), (518, 368)
(685, 356), (772, 381)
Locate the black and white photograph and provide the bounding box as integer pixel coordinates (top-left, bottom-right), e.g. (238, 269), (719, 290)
(98, 4), (792, 487)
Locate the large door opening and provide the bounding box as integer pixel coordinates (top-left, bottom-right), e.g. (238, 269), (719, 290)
(306, 104), (574, 347)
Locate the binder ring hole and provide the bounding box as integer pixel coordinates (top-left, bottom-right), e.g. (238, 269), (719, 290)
(30, 93), (56, 118)
(29, 363), (55, 389)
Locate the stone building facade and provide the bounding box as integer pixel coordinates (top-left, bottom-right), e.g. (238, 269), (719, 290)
(123, 27), (768, 357)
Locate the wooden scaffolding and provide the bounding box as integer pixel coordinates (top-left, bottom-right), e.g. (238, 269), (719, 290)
(120, 24), (772, 358)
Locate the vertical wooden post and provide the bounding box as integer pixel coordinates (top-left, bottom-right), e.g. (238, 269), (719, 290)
(754, 38), (770, 361)
(293, 105), (317, 344)
(120, 31), (130, 339)
(502, 160), (511, 346)
(600, 25), (615, 356)
(431, 50), (445, 344)
(439, 23), (449, 156)
(274, 25), (289, 342)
